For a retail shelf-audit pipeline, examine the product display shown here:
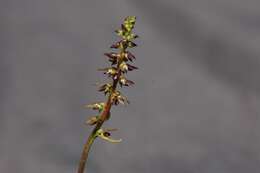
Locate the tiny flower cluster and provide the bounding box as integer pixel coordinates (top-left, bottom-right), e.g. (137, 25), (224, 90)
(85, 16), (138, 143)
(98, 16), (138, 102)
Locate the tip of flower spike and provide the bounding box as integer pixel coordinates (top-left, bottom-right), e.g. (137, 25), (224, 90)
(124, 16), (136, 31)
(114, 16), (138, 42)
(125, 16), (136, 22)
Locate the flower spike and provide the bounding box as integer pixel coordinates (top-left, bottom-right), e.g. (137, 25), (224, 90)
(78, 16), (139, 173)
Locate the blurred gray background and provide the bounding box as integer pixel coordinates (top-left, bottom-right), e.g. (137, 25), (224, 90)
(2, 0), (260, 173)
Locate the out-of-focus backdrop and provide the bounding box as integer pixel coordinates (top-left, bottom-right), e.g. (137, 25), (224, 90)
(2, 0), (260, 173)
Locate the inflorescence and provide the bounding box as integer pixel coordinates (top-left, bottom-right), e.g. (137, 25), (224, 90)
(78, 16), (139, 173)
(85, 16), (138, 144)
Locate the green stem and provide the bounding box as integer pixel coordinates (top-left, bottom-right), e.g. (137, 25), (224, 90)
(77, 126), (97, 173)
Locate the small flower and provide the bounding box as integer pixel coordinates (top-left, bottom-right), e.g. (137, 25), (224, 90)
(110, 40), (128, 50)
(118, 25), (138, 40)
(128, 41), (137, 48)
(98, 83), (112, 95)
(110, 41), (121, 49)
(119, 76), (135, 87)
(99, 67), (117, 78)
(124, 33), (138, 41)
(124, 51), (136, 62)
(119, 62), (128, 72)
(95, 128), (122, 143)
(120, 62), (138, 73)
(85, 102), (105, 112)
(104, 53), (119, 65)
(115, 29), (124, 37)
(111, 91), (129, 105)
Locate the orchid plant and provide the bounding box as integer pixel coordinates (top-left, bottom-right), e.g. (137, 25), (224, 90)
(77, 16), (139, 173)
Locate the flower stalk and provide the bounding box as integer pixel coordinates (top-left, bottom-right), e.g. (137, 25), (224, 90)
(77, 16), (138, 173)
